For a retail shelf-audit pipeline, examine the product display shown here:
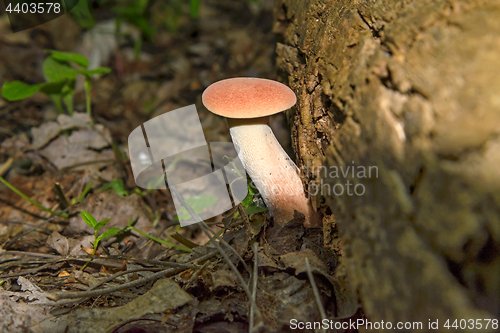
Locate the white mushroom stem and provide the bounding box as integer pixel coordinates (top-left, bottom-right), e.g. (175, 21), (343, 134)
(228, 117), (321, 227)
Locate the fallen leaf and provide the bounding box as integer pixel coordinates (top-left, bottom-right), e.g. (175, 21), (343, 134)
(31, 121), (60, 150)
(70, 235), (94, 256)
(57, 112), (91, 130)
(39, 127), (113, 171)
(80, 245), (94, 255)
(0, 294), (31, 333)
(3, 277), (68, 333)
(63, 274), (78, 284)
(65, 278), (193, 332)
(7, 277), (52, 305)
(46, 231), (69, 255)
(58, 271), (70, 277)
(280, 248), (329, 275)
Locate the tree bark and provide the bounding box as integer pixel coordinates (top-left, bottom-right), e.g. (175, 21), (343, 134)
(275, 0), (500, 326)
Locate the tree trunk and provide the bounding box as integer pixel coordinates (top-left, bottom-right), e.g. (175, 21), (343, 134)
(275, 0), (500, 327)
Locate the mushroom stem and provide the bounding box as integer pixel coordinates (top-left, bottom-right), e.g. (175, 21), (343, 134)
(228, 117), (321, 227)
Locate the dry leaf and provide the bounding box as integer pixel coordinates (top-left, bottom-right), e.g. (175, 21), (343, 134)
(65, 278), (192, 332)
(0, 294), (31, 333)
(58, 271), (70, 277)
(80, 246), (94, 255)
(63, 274), (78, 284)
(46, 231), (69, 256)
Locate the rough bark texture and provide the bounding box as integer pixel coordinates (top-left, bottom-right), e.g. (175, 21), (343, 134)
(274, 0), (500, 326)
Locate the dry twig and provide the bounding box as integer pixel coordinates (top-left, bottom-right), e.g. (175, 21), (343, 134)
(305, 257), (327, 332)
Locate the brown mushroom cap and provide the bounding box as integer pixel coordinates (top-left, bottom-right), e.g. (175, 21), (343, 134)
(202, 77), (296, 119)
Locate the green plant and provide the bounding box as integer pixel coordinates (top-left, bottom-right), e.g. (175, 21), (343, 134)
(68, 0), (95, 29)
(1, 51), (110, 116)
(189, 0), (200, 18)
(71, 182), (93, 205)
(174, 194), (218, 221)
(113, 0), (154, 39)
(80, 210), (123, 270)
(97, 179), (129, 197)
(223, 155), (267, 215)
(240, 180), (267, 215)
(81, 210), (121, 256)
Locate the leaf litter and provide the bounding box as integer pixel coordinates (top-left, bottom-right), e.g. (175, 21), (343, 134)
(0, 1), (360, 332)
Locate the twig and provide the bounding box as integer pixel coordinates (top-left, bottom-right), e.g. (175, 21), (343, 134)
(88, 267), (165, 291)
(1, 202), (77, 249)
(0, 262), (54, 278)
(305, 257), (327, 332)
(183, 260), (210, 288)
(0, 253), (199, 267)
(201, 221), (251, 274)
(86, 262), (199, 291)
(49, 250), (218, 300)
(0, 157), (14, 177)
(250, 242), (258, 333)
(168, 185), (259, 318)
(0, 252), (200, 278)
(0, 250), (61, 259)
(0, 257), (62, 270)
(238, 203), (251, 231)
(49, 266), (183, 300)
(171, 232), (199, 249)
(128, 225), (192, 252)
(56, 159), (115, 175)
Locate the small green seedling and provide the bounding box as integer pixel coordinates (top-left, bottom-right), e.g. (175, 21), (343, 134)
(1, 50), (110, 116)
(81, 210), (121, 255)
(97, 179), (129, 197)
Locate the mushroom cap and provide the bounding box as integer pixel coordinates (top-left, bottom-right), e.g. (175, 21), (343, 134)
(202, 77), (296, 119)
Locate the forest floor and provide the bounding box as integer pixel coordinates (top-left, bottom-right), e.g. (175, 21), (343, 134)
(0, 1), (360, 332)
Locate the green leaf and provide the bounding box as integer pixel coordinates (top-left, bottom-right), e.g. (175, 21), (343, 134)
(98, 179), (128, 197)
(189, 0), (200, 18)
(39, 81), (65, 95)
(81, 67), (111, 76)
(61, 80), (76, 115)
(68, 0), (95, 29)
(1, 81), (44, 101)
(244, 205), (268, 215)
(241, 183), (256, 207)
(175, 195), (218, 221)
(49, 94), (65, 114)
(43, 57), (79, 83)
(47, 50), (90, 68)
(81, 210), (98, 229)
(96, 228), (122, 242)
(95, 218), (111, 232)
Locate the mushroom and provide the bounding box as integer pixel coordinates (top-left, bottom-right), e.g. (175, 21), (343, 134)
(202, 77), (322, 227)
